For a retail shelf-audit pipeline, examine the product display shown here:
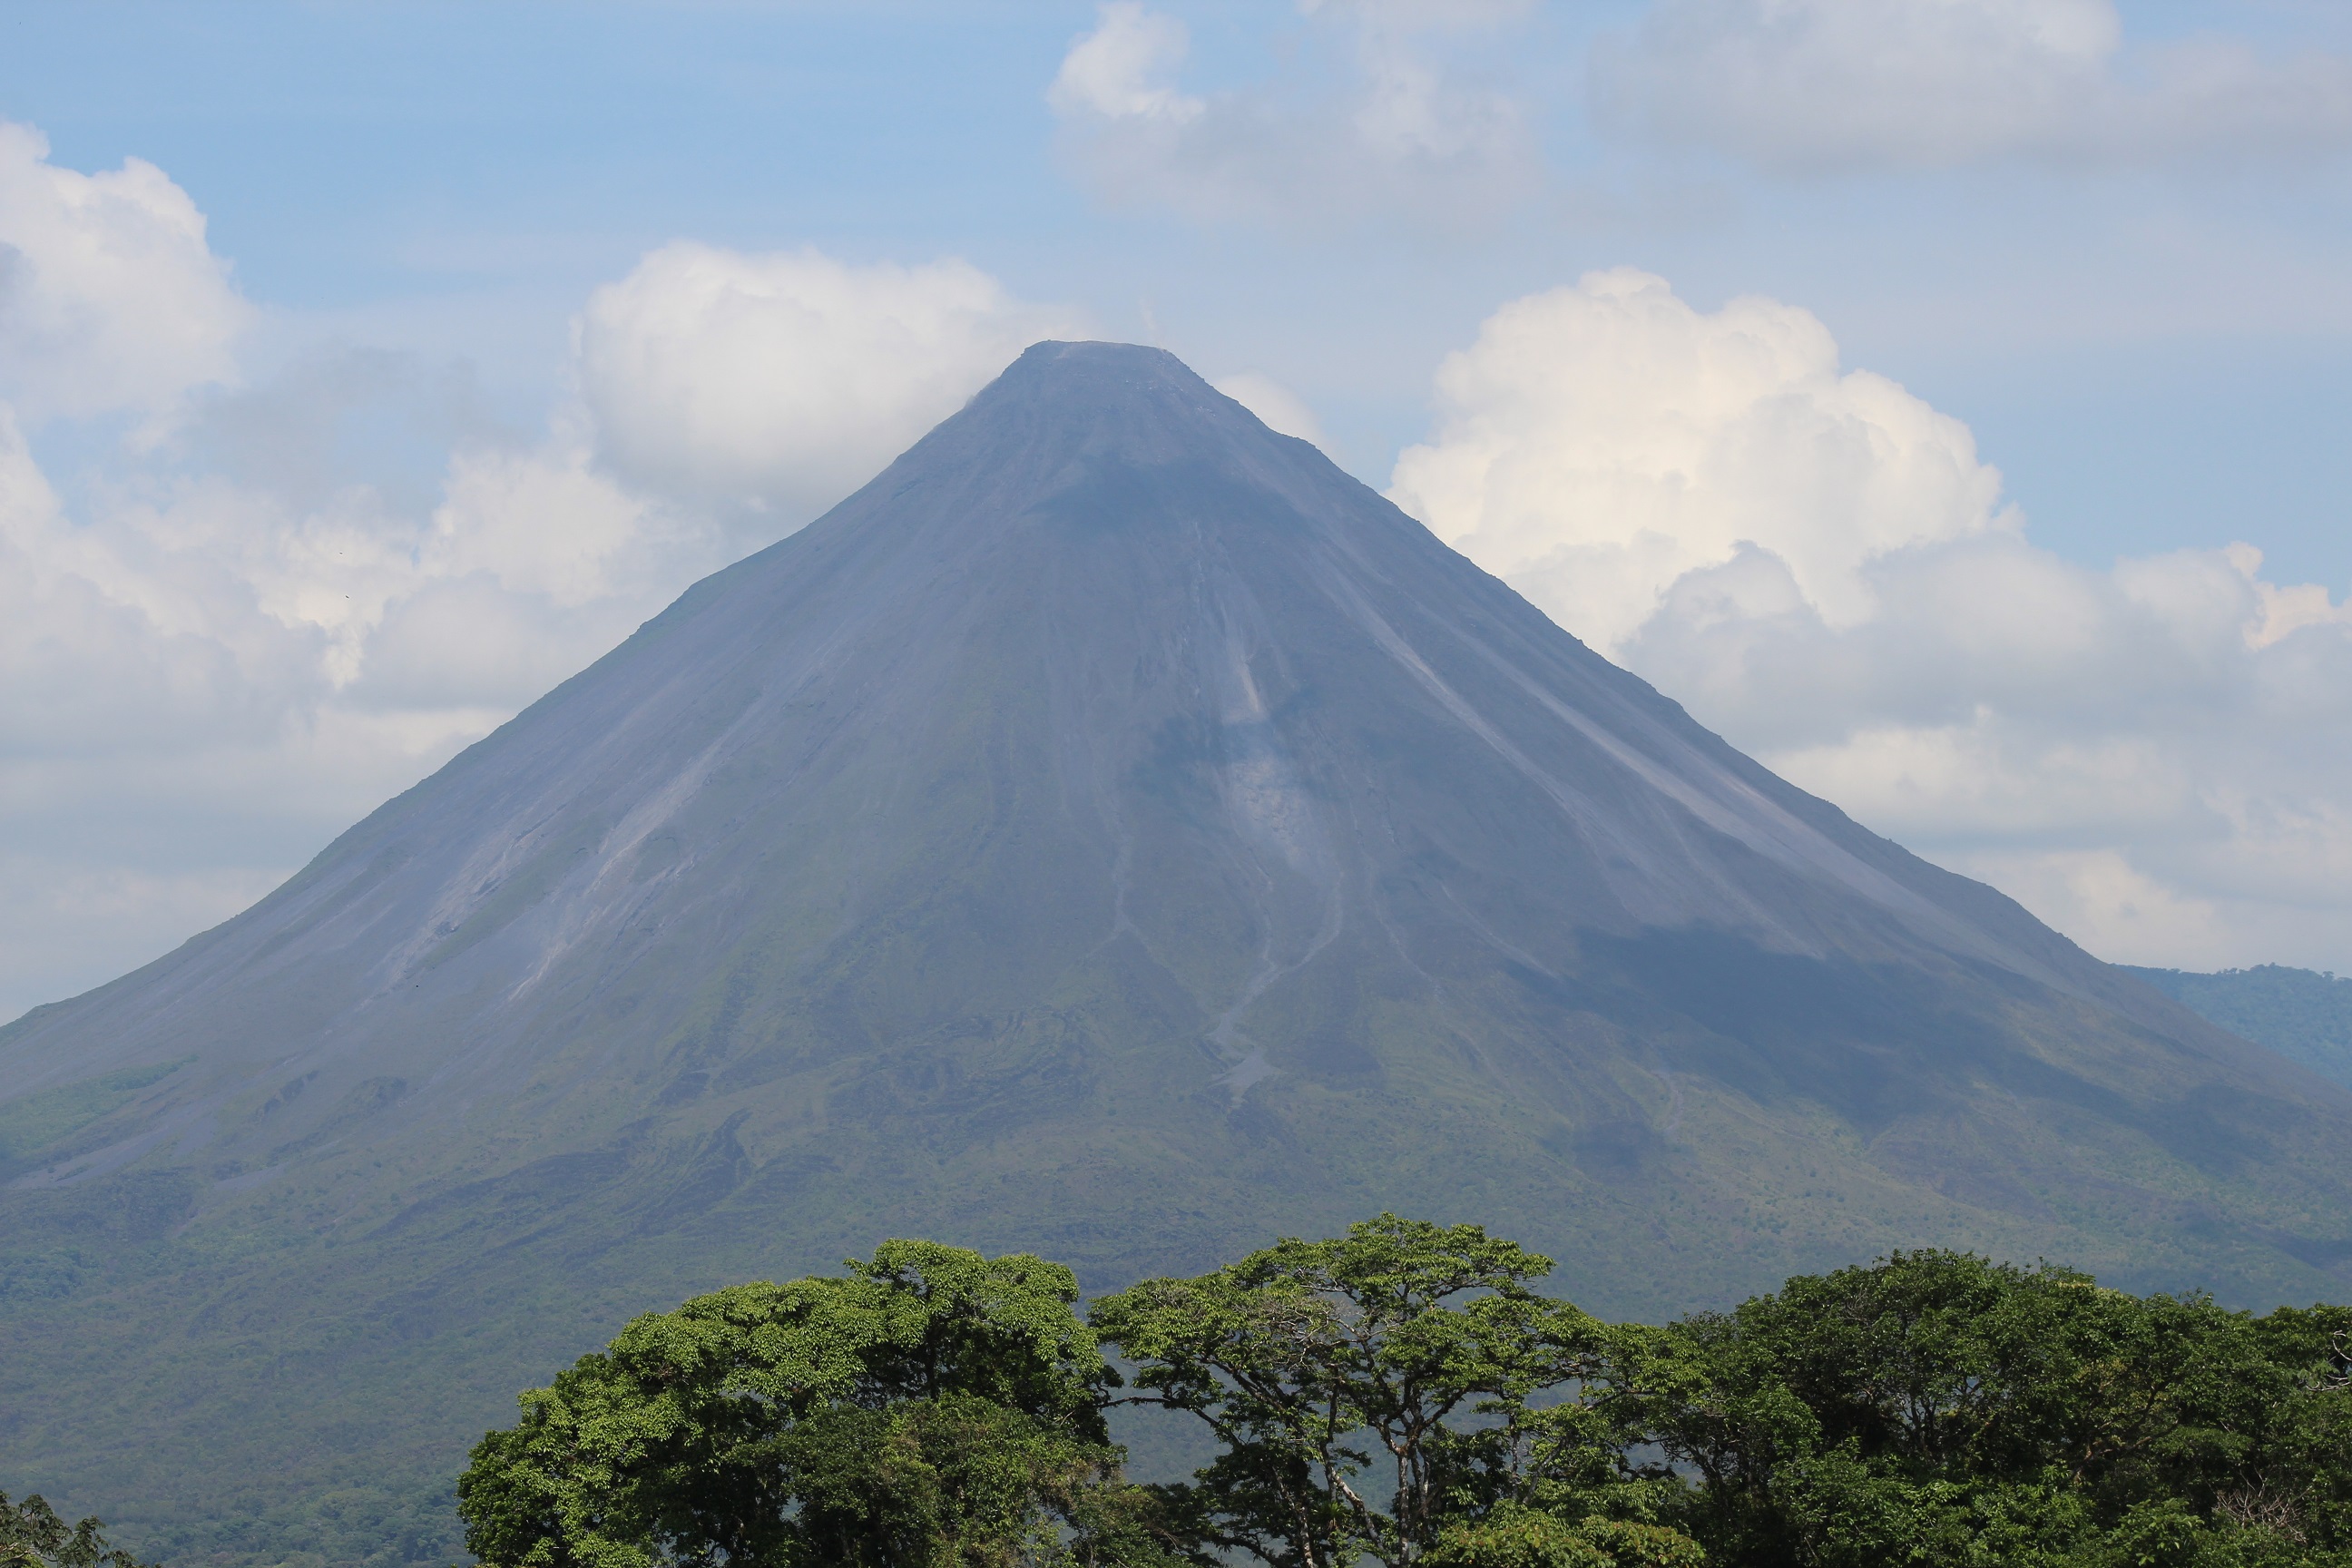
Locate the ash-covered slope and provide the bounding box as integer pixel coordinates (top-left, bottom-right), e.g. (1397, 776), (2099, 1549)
(5, 343), (2350, 1564)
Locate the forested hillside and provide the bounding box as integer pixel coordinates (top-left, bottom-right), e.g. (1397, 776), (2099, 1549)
(2127, 965), (2352, 1090)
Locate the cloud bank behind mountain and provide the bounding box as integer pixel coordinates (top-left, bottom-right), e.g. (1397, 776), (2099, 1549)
(3, 107), (2351, 1020)
(0, 123), (1073, 1021)
(1393, 270), (2352, 972)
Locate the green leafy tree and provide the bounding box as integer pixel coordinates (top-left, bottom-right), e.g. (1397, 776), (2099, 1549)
(1423, 1506), (1706, 1568)
(778, 1393), (1156, 1568)
(0, 1492), (152, 1568)
(457, 1222), (2352, 1568)
(1616, 1250), (2352, 1567)
(456, 1240), (1180, 1568)
(1087, 1214), (1681, 1568)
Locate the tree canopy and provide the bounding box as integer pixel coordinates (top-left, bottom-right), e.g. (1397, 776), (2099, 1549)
(455, 1239), (1176, 1568)
(0, 1492), (151, 1568)
(1087, 1215), (1619, 1568)
(1613, 1250), (2352, 1566)
(459, 1224), (2352, 1568)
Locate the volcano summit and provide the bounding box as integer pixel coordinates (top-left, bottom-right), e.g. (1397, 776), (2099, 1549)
(5, 342), (2351, 1561)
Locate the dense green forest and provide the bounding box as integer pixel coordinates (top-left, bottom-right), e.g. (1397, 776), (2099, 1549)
(456, 1217), (2352, 1567)
(2128, 965), (2352, 1090)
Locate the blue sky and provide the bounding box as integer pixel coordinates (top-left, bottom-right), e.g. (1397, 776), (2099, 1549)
(2, 0), (2350, 1018)
(7, 1), (2345, 570)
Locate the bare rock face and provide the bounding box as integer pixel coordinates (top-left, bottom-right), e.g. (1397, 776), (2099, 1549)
(5, 342), (2348, 1563)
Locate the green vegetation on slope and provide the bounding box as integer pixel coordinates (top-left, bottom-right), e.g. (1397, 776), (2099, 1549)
(0, 1061), (187, 1177)
(462, 1217), (2352, 1568)
(2126, 965), (2352, 1090)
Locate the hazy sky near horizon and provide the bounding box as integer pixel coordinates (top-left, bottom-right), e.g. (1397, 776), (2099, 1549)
(3, 0), (2351, 1022)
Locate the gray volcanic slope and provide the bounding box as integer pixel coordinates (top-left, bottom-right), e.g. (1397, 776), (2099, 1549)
(5, 342), (2352, 1563)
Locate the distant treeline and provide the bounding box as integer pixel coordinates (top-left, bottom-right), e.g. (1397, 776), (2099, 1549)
(2128, 964), (2352, 1091)
(456, 1217), (2352, 1568)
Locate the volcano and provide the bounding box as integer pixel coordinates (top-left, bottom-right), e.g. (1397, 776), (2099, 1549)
(5, 342), (2351, 1564)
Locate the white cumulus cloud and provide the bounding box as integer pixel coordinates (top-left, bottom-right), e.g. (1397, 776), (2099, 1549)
(1048, 0), (1539, 229)
(1049, 1), (1204, 124)
(0, 121), (250, 418)
(575, 242), (1076, 524)
(1389, 269), (2012, 651)
(1597, 0), (2352, 171)
(1396, 270), (2352, 973)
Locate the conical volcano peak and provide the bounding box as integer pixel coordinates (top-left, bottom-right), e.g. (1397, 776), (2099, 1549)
(979, 339), (1228, 419)
(7, 309), (2352, 1567)
(1000, 338), (1203, 389)
(877, 340), (1307, 506)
